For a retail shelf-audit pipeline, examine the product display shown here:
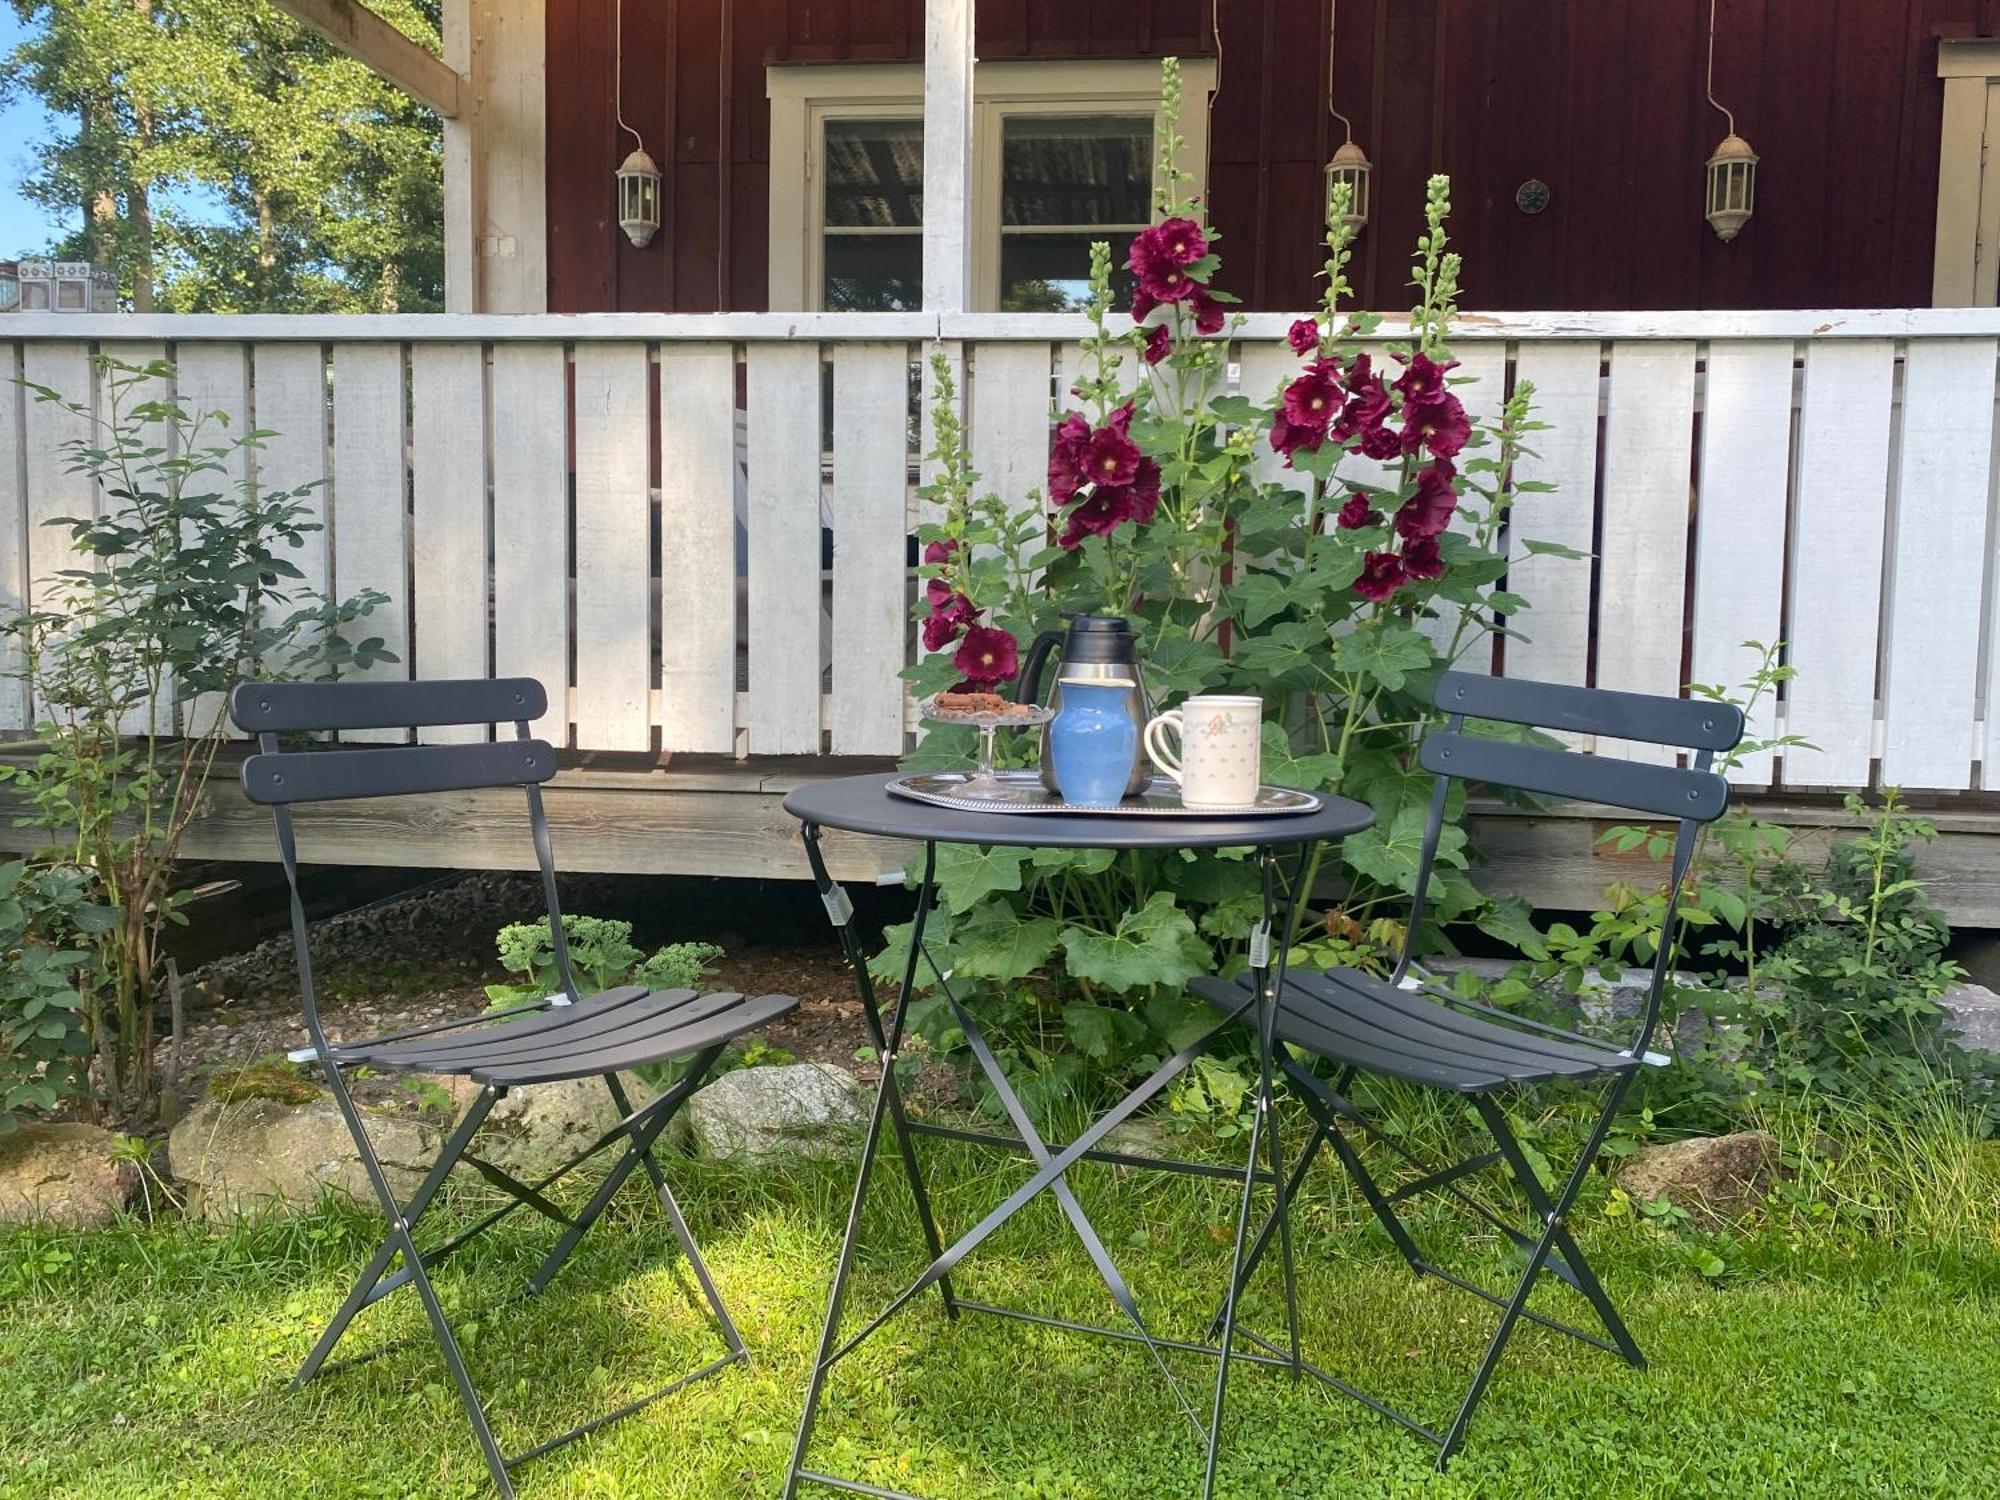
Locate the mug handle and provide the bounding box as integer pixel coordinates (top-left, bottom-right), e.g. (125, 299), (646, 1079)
(1143, 710), (1184, 785)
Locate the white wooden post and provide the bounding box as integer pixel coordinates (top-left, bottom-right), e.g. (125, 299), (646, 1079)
(922, 0), (975, 315)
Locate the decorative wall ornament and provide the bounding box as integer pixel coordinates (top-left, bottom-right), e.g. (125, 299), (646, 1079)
(1514, 179), (1551, 215)
(1323, 0), (1371, 232)
(613, 0), (662, 248)
(1703, 0), (1757, 242)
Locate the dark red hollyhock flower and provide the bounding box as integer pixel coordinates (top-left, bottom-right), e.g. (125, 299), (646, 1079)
(1394, 460), (1459, 541)
(1341, 352), (1374, 392)
(1288, 318), (1320, 355)
(1334, 493), (1381, 530)
(1131, 285), (1159, 321)
(1153, 217), (1208, 267)
(1125, 456), (1162, 525)
(1056, 456), (1163, 549)
(1393, 351), (1459, 409)
(922, 538), (958, 565)
(1283, 366), (1343, 430)
(925, 575), (955, 608)
(922, 592), (976, 652)
(1143, 323), (1172, 365)
(1048, 411), (1093, 505)
(1354, 551), (1406, 603)
(954, 624), (1021, 685)
(1359, 423), (1404, 462)
(1268, 411), (1324, 462)
(1336, 375), (1393, 445)
(1082, 423), (1142, 488)
(1105, 399), (1136, 435)
(1401, 534), (1444, 580)
(1400, 390), (1470, 460)
(1191, 290), (1227, 336)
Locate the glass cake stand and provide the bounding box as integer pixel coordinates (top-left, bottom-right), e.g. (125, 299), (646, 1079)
(916, 695), (1055, 801)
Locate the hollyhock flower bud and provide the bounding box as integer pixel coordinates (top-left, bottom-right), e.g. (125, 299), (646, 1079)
(1401, 534), (1444, 580)
(954, 624), (1020, 685)
(1143, 323), (1172, 365)
(1394, 461), (1459, 540)
(1400, 389), (1470, 460)
(1288, 318), (1319, 355)
(1335, 493), (1381, 530)
(1354, 551), (1406, 603)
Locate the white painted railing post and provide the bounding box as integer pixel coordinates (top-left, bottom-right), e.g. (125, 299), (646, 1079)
(922, 0), (975, 315)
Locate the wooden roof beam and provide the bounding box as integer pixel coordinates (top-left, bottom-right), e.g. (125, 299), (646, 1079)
(269, 0), (461, 118)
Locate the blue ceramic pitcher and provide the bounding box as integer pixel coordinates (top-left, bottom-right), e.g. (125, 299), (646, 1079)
(1048, 677), (1140, 807)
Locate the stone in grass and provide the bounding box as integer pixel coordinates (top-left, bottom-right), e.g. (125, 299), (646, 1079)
(167, 1093), (439, 1222)
(0, 1122), (140, 1229)
(685, 1063), (866, 1164)
(477, 1071), (684, 1179)
(1615, 1130), (1780, 1225)
(1938, 982), (2000, 1056)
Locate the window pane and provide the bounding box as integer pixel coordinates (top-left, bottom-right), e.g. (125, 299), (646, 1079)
(1002, 115), (1153, 227)
(824, 119), (924, 228)
(825, 233), (922, 311)
(1000, 232), (1137, 313)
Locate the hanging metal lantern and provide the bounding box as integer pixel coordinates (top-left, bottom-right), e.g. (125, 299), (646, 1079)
(617, 148), (662, 248)
(1326, 138), (1372, 233)
(1704, 133), (1757, 242)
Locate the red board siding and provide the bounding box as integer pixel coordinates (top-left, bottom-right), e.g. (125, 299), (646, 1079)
(546, 0), (1984, 313)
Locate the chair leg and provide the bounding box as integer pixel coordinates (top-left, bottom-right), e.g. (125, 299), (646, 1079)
(602, 1071), (745, 1357)
(527, 1050), (718, 1297)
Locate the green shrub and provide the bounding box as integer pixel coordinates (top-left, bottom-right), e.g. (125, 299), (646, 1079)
(0, 859), (115, 1130)
(485, 915), (722, 1006)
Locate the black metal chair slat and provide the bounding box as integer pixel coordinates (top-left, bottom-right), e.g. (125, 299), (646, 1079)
(1287, 970), (1636, 1075)
(241, 740), (557, 806)
(345, 988), (705, 1074)
(406, 991), (734, 1075)
(229, 677), (548, 733)
(476, 993), (798, 1087)
(1192, 975), (1504, 1091)
(1419, 732), (1727, 821)
(1433, 670), (1742, 750)
(338, 986), (655, 1065)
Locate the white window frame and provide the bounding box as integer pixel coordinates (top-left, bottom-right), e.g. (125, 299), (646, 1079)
(766, 58), (1216, 312)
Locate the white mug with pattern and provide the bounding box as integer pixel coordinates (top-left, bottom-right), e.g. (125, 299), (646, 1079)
(1143, 694), (1263, 810)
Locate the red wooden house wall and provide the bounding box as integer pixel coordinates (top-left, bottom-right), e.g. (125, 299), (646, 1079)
(545, 0), (1995, 314)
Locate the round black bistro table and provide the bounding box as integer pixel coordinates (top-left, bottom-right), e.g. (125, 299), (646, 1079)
(779, 773), (1373, 1500)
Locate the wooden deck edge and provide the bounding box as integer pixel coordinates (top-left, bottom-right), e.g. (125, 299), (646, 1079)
(3, 761), (1999, 924)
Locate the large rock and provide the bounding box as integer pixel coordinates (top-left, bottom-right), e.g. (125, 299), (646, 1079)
(0, 1123), (139, 1229)
(168, 1094), (439, 1221)
(685, 1063), (865, 1164)
(1939, 982), (2000, 1055)
(476, 1071), (678, 1178)
(1616, 1130), (1779, 1224)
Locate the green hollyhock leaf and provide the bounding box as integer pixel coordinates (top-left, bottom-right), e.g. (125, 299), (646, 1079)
(932, 843), (1029, 914)
(1147, 629), (1227, 698)
(1475, 895), (1550, 962)
(1341, 805), (1468, 897)
(1058, 892), (1212, 994)
(1061, 1001), (1147, 1061)
(1334, 621), (1432, 691)
(1232, 620), (1327, 690)
(1029, 844), (1117, 876)
(1227, 574), (1293, 630)
(1259, 721), (1343, 791)
(953, 907), (1061, 983)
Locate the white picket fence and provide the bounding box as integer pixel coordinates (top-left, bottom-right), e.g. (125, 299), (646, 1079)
(5, 307), (2000, 790)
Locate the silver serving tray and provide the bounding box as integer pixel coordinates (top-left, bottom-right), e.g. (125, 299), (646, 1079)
(886, 769), (1322, 817)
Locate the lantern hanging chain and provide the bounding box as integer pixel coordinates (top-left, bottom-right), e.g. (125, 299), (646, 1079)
(1327, 0), (1354, 145)
(615, 0), (644, 152)
(1704, 0), (1736, 136)
(1209, 0), (1223, 104)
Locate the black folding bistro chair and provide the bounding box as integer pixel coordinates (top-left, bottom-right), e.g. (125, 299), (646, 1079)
(229, 678), (798, 1498)
(1194, 671), (1741, 1471)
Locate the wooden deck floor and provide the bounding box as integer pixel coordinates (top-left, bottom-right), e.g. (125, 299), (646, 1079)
(7, 749), (2000, 925)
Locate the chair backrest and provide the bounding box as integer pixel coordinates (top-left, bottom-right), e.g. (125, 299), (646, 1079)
(1401, 672), (1745, 1056)
(228, 677), (583, 1027)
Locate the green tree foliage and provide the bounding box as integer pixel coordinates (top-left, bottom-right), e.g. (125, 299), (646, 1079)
(1, 0), (443, 310)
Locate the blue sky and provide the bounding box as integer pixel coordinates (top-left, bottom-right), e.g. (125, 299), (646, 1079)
(0, 10), (66, 257)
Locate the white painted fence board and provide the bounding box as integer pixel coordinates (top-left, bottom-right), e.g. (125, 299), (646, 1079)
(969, 341), (1053, 514)
(1505, 342), (1601, 688)
(97, 343), (174, 736)
(571, 344), (653, 752)
(0, 345), (25, 730)
(409, 344), (489, 743)
(1785, 341), (1895, 786)
(330, 343), (410, 742)
(1236, 342), (1309, 503)
(19, 344), (97, 728)
(746, 343), (825, 753)
(1692, 341), (1797, 785)
(1424, 346), (1509, 673)
(252, 343), (332, 612)
(656, 344), (738, 753)
(831, 343), (913, 753)
(1594, 342), (1696, 762)
(1884, 339), (1997, 787)
(489, 343), (569, 738)
(175, 343), (254, 737)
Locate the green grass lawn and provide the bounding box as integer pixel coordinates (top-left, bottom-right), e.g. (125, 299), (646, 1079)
(2, 1122), (1997, 1499)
